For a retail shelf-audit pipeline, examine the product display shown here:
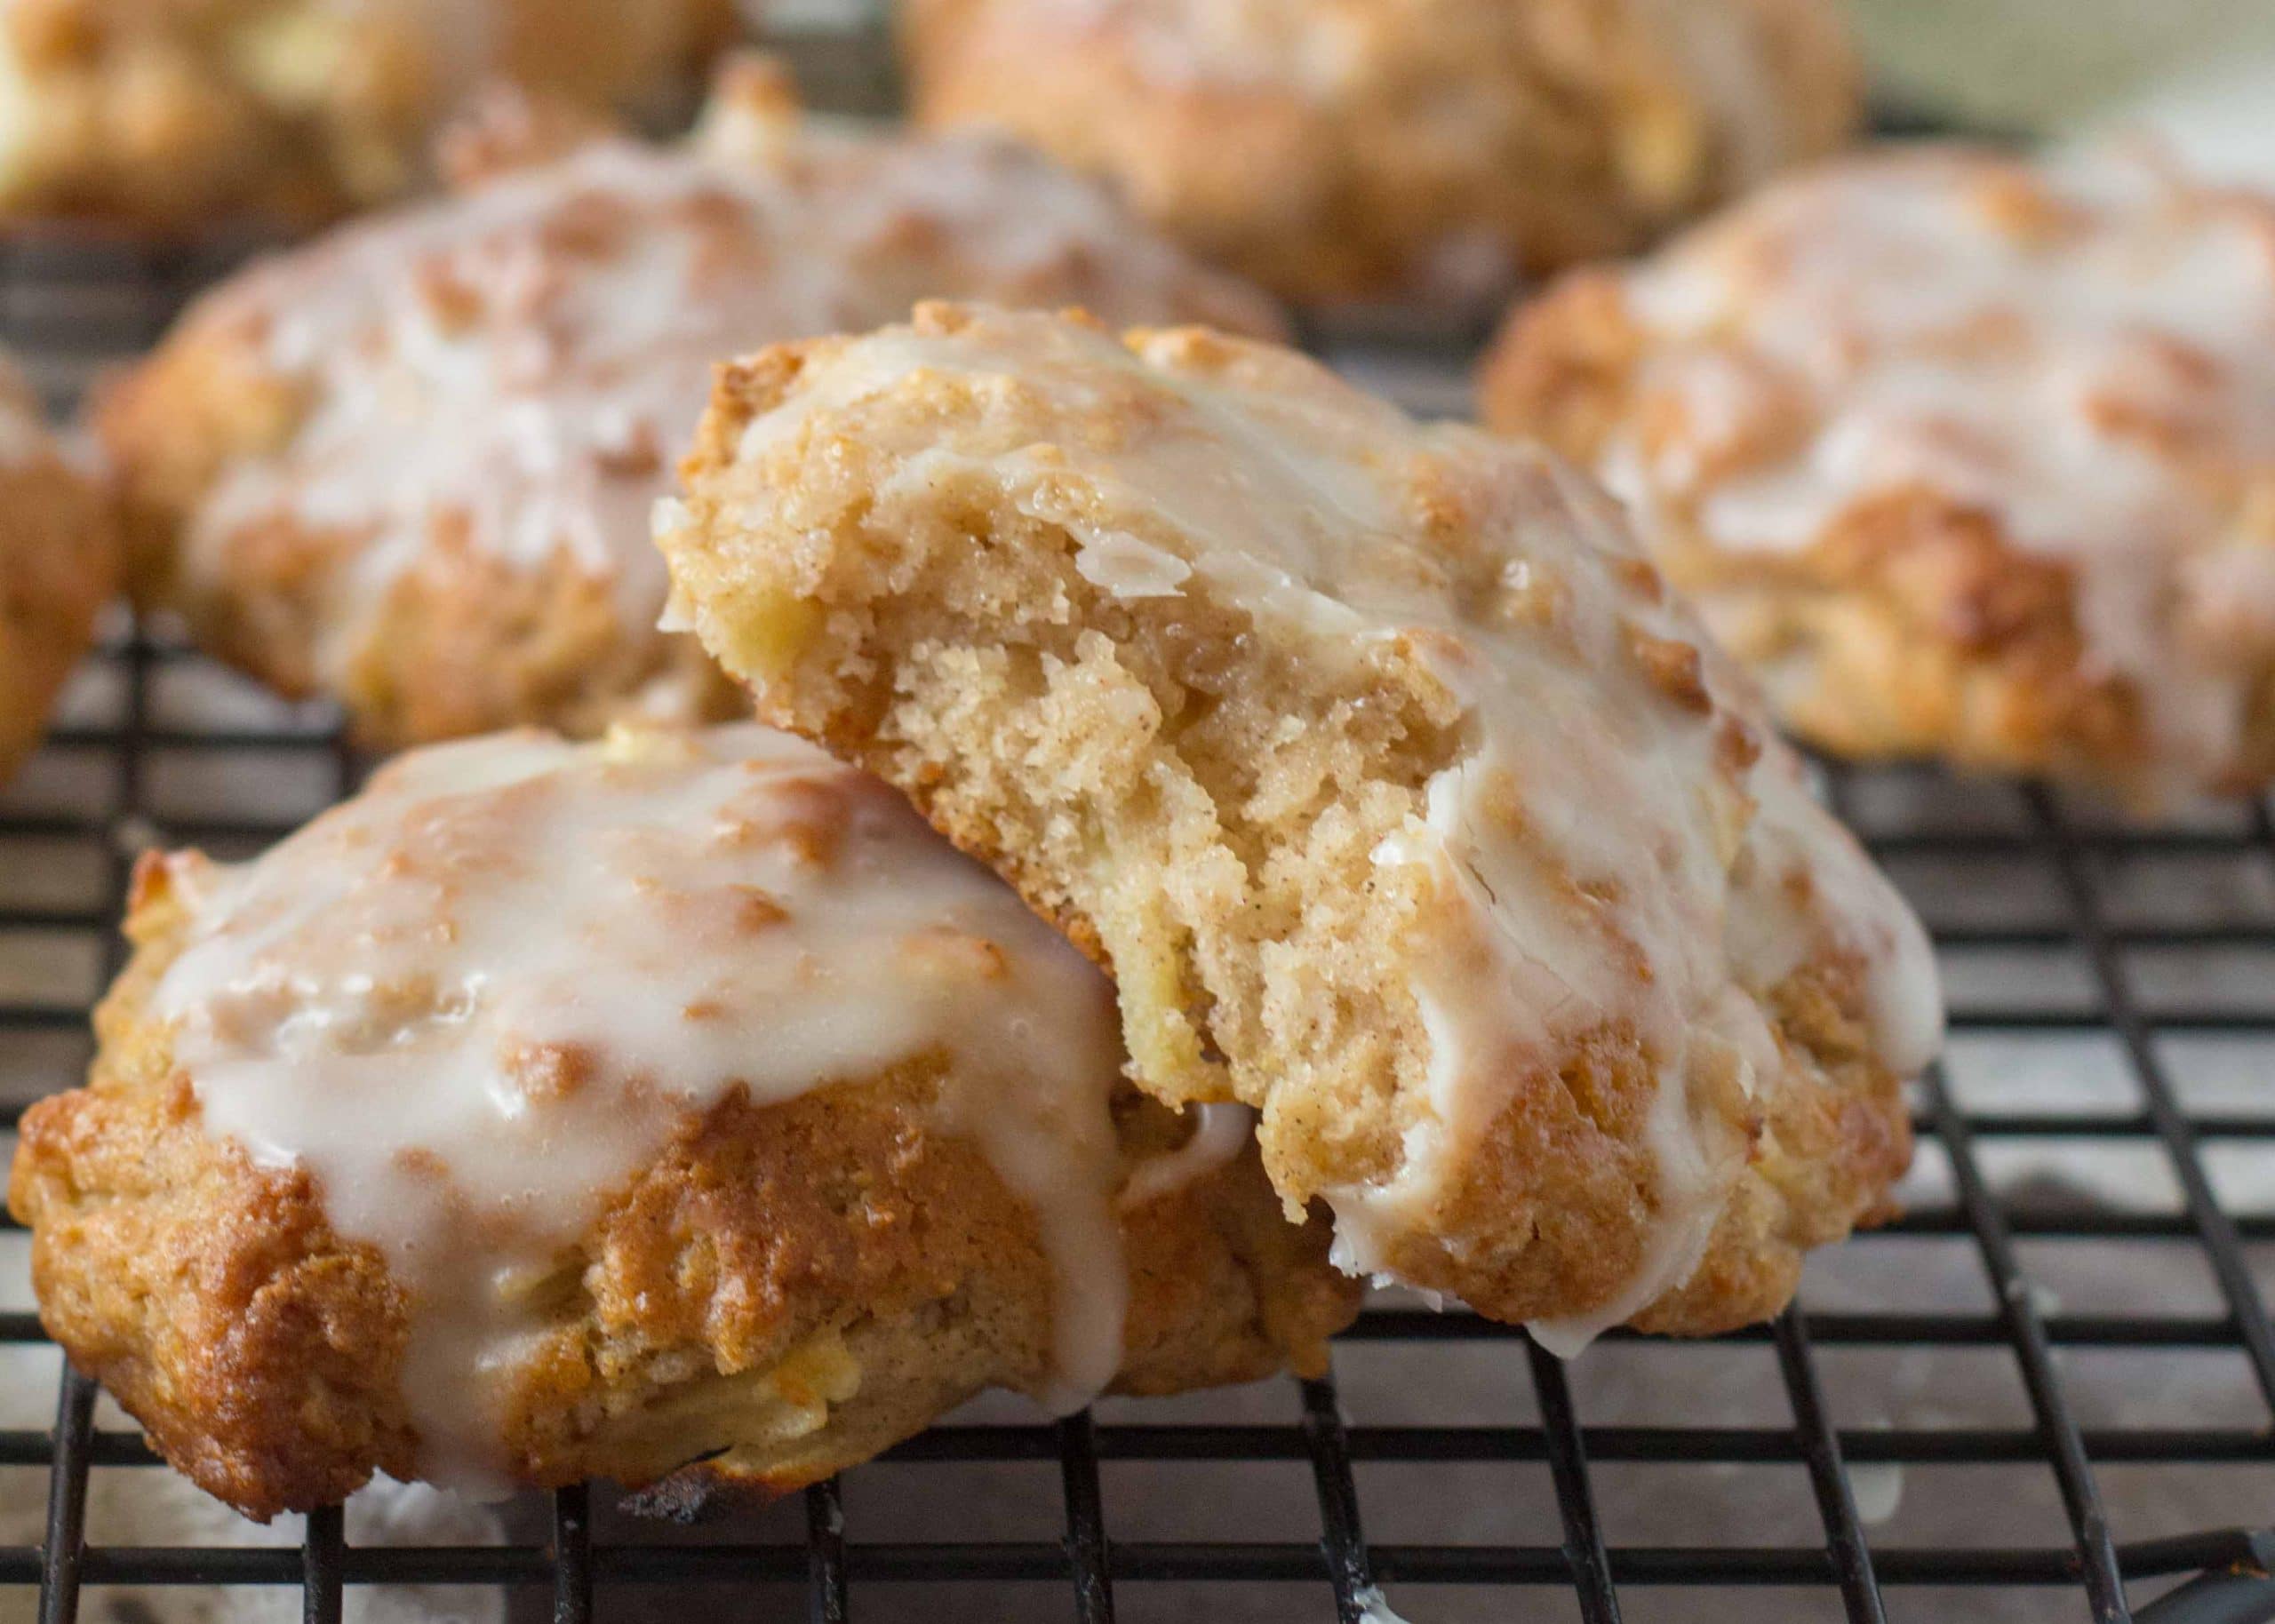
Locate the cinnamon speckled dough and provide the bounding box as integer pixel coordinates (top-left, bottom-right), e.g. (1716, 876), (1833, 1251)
(1481, 147), (2275, 806)
(0, 361), (116, 786)
(10, 725), (1355, 1522)
(0, 0), (733, 229)
(900, 0), (1861, 306)
(94, 63), (1283, 750)
(658, 304), (1944, 1343)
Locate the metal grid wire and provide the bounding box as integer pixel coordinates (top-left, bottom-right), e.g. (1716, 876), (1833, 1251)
(0, 15), (2271, 1620)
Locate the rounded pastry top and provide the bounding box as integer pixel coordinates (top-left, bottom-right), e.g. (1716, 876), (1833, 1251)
(102, 64), (1281, 736)
(1484, 146), (2275, 800)
(147, 722), (1132, 1490)
(901, 0), (1861, 304)
(665, 303), (1944, 1342)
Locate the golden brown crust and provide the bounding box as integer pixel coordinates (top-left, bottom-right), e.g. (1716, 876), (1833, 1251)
(11, 855), (1358, 1522)
(124, 501), (746, 746)
(1478, 150), (2275, 803)
(0, 0), (734, 232)
(0, 389), (118, 787)
(901, 0), (1861, 306)
(660, 304), (1938, 1340)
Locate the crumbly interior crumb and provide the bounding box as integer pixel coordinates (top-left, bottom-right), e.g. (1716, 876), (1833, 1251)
(674, 437), (1465, 1214)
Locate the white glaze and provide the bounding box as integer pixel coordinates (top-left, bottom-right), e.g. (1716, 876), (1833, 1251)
(166, 98), (1275, 692)
(1350, 1585), (1415, 1624)
(699, 308), (1944, 1345)
(152, 724), (1144, 1488)
(1118, 1103), (1257, 1210)
(1601, 147), (2275, 792)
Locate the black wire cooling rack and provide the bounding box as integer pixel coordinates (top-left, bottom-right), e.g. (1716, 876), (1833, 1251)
(0, 13), (2271, 1618)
